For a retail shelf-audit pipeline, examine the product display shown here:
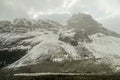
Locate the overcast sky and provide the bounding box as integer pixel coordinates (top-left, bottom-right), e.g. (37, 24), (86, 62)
(0, 0), (120, 33)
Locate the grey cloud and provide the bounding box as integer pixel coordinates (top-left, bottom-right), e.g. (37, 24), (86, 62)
(0, 0), (120, 33)
(99, 14), (120, 33)
(0, 0), (65, 20)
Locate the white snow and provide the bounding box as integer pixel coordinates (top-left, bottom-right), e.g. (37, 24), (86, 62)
(60, 43), (80, 60)
(85, 33), (120, 58)
(14, 73), (82, 76)
(7, 30), (80, 68)
(84, 33), (120, 70)
(6, 32), (120, 71)
(61, 29), (76, 37)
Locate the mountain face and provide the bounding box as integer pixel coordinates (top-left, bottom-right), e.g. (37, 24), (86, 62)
(0, 19), (61, 68)
(1, 13), (120, 74)
(67, 13), (120, 37)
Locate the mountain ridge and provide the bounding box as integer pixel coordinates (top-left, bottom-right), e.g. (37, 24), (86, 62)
(0, 13), (120, 74)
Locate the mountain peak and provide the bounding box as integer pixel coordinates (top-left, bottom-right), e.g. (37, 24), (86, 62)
(68, 13), (101, 29)
(67, 13), (120, 37)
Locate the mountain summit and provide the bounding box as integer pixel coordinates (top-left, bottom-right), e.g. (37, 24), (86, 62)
(67, 13), (120, 37)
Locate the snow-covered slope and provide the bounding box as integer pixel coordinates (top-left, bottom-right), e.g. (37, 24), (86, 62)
(87, 33), (120, 58)
(7, 32), (120, 72)
(0, 19), (62, 68)
(1, 13), (120, 73)
(84, 33), (120, 71)
(7, 29), (94, 68)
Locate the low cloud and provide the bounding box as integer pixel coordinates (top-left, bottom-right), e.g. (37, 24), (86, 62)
(0, 0), (120, 33)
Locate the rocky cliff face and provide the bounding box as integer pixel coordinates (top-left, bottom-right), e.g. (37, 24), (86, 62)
(1, 13), (120, 74)
(67, 13), (120, 37)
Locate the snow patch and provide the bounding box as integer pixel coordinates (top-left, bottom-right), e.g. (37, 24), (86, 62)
(84, 33), (120, 70)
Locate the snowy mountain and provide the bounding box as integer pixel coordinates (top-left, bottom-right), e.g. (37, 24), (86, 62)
(0, 19), (61, 68)
(1, 13), (120, 74)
